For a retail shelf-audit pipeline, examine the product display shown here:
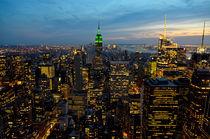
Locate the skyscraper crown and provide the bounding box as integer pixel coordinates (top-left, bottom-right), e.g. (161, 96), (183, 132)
(95, 24), (103, 43)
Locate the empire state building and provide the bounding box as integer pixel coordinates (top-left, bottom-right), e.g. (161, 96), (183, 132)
(93, 24), (103, 70)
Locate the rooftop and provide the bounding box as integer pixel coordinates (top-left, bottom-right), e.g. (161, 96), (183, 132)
(110, 61), (129, 65)
(174, 78), (190, 86)
(39, 63), (53, 66)
(146, 78), (176, 87)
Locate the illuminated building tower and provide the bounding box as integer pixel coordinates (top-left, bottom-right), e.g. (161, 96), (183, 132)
(157, 14), (187, 79)
(93, 24), (103, 70)
(82, 66), (89, 91)
(191, 22), (209, 70)
(0, 86), (15, 138)
(10, 55), (24, 80)
(68, 90), (87, 119)
(88, 72), (104, 110)
(88, 78), (104, 111)
(162, 48), (187, 80)
(176, 48), (187, 71)
(38, 74), (50, 94)
(32, 88), (45, 125)
(60, 84), (70, 100)
(146, 56), (157, 78)
(13, 94), (32, 134)
(30, 67), (37, 89)
(183, 69), (209, 138)
(143, 78), (178, 138)
(84, 109), (95, 138)
(158, 13), (177, 51)
(128, 82), (141, 138)
(43, 53), (51, 63)
(173, 78), (190, 138)
(73, 50), (83, 91)
(89, 25), (105, 110)
(23, 60), (32, 94)
(0, 55), (7, 81)
(191, 53), (210, 69)
(110, 61), (130, 104)
(38, 63), (55, 90)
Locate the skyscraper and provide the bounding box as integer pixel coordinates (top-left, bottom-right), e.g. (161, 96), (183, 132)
(38, 63), (55, 90)
(73, 50), (83, 91)
(93, 24), (103, 70)
(0, 54), (7, 81)
(110, 61), (130, 104)
(89, 24), (105, 111)
(146, 56), (157, 78)
(173, 78), (190, 137)
(10, 55), (24, 80)
(191, 22), (209, 70)
(157, 14), (187, 79)
(183, 69), (209, 138)
(143, 78), (178, 138)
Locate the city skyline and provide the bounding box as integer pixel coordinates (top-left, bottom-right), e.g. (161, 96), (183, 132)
(0, 4), (209, 136)
(0, 0), (210, 45)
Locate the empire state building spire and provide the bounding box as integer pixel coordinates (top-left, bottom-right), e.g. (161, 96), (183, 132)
(95, 23), (103, 44)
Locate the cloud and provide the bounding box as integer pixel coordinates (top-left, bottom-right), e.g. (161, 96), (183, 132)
(0, 0), (210, 44)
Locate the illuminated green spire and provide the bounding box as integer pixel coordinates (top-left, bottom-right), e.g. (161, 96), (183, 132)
(95, 24), (103, 43)
(97, 24), (101, 34)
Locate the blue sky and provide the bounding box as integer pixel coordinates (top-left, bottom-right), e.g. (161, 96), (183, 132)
(0, 0), (210, 45)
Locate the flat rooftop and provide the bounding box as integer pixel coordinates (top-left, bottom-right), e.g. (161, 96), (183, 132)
(174, 78), (190, 86)
(146, 78), (177, 87)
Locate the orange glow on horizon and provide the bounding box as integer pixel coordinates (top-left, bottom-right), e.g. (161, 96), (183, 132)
(105, 20), (210, 40)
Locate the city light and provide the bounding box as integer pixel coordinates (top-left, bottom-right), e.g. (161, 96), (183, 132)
(0, 0), (209, 138)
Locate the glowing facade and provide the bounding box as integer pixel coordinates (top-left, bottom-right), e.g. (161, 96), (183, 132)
(89, 25), (105, 111)
(146, 56), (157, 78)
(143, 78), (178, 138)
(0, 55), (7, 80)
(157, 15), (187, 79)
(110, 61), (130, 104)
(183, 69), (209, 138)
(38, 63), (55, 90)
(93, 25), (103, 70)
(10, 55), (24, 80)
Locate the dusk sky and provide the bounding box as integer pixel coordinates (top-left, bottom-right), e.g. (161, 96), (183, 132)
(0, 0), (210, 45)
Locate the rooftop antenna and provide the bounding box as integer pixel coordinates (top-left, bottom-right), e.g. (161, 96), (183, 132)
(164, 11), (167, 39)
(200, 21), (205, 53)
(97, 20), (101, 34)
